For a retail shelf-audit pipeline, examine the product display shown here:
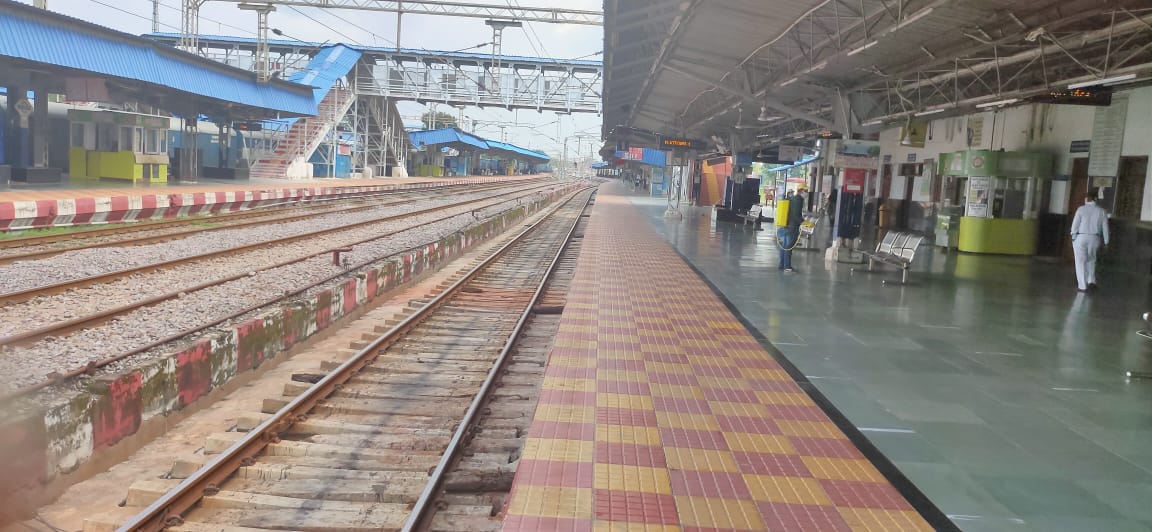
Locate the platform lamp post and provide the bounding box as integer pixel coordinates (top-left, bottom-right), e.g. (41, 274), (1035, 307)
(239, 3), (276, 82)
(484, 20), (522, 104)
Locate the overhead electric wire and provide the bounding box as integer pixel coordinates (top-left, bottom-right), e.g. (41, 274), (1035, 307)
(155, 0), (256, 36)
(284, 5), (364, 45)
(84, 0), (180, 30)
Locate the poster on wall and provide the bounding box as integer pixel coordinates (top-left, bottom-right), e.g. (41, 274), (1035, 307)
(842, 169), (866, 193)
(967, 176), (991, 217)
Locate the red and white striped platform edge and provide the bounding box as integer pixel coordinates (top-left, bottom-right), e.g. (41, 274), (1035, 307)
(0, 177), (525, 231)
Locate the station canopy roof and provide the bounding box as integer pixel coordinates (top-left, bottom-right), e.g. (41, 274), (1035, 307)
(409, 128), (490, 152)
(604, 0), (1152, 151)
(407, 128), (550, 162)
(0, 0), (317, 119)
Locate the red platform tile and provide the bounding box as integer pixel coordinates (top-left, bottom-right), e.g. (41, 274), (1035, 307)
(819, 479), (916, 510)
(597, 379), (651, 395)
(515, 459), (595, 488)
(652, 396), (714, 414)
(595, 442), (668, 468)
(538, 389), (598, 405)
(658, 428), (731, 450)
(702, 388), (762, 404)
(669, 470), (753, 499)
(646, 372), (700, 386)
(528, 421), (597, 441)
(596, 407), (660, 427)
(594, 490), (680, 524)
(691, 365), (746, 378)
(764, 404), (833, 422)
(788, 436), (866, 459)
(756, 501), (853, 531)
(732, 451), (812, 476)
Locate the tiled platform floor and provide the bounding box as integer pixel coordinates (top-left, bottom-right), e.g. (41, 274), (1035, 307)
(502, 190), (939, 531)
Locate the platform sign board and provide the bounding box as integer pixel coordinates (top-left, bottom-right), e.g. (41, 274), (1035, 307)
(779, 145), (803, 162)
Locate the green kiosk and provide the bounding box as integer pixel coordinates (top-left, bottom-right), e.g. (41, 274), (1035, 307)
(939, 150), (1053, 255)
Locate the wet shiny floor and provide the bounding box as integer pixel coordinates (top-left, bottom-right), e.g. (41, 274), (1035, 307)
(627, 187), (1152, 531)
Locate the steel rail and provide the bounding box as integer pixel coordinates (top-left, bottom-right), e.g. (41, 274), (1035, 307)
(0, 185), (574, 404)
(401, 190), (594, 531)
(0, 182), (557, 305)
(115, 186), (590, 532)
(0, 183), (560, 348)
(0, 179), (546, 264)
(0, 178), (532, 250)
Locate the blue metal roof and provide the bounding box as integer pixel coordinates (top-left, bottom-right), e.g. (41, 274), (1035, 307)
(146, 33), (603, 69)
(288, 45), (361, 104)
(767, 156), (821, 172)
(486, 140), (550, 162)
(0, 2), (316, 116)
(409, 128), (490, 151)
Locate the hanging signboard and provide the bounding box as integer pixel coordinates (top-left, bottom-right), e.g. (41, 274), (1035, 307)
(967, 176), (991, 217)
(779, 145), (804, 162)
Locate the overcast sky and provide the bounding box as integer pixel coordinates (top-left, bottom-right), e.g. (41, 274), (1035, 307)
(30, 0), (605, 157)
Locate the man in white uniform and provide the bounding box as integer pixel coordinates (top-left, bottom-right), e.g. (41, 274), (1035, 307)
(1070, 190), (1110, 292)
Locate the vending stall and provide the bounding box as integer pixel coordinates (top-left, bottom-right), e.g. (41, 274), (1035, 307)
(939, 150), (1053, 255)
(67, 109), (170, 183)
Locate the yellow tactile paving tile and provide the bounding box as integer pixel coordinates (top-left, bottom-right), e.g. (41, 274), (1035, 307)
(595, 425), (662, 446)
(533, 404), (596, 424)
(743, 474), (834, 505)
(594, 464), (672, 494)
(662, 447), (740, 473)
(802, 456), (889, 482)
(521, 438), (594, 462)
(674, 496), (767, 529)
(501, 190), (938, 532)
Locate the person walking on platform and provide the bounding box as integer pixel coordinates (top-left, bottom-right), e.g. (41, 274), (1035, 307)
(1070, 190), (1110, 292)
(779, 188), (806, 272)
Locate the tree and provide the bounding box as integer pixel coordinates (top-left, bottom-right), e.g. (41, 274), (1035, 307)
(421, 111), (458, 130)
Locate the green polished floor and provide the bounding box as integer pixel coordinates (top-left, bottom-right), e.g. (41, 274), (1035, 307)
(624, 188), (1152, 531)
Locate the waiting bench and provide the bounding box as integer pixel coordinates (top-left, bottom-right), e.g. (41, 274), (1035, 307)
(851, 230), (925, 285)
(742, 204), (764, 228)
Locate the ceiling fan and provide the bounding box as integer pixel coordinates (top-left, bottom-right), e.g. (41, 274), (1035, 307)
(758, 105), (782, 122)
(733, 107), (762, 130)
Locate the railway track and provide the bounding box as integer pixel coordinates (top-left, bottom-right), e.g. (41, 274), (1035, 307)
(0, 183), (573, 402)
(0, 182), (559, 306)
(112, 187), (594, 532)
(0, 179), (545, 265)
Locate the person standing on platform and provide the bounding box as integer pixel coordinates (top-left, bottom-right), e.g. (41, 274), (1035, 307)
(1070, 190), (1109, 292)
(779, 188), (806, 273)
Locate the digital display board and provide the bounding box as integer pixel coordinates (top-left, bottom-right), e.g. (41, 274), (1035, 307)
(660, 136), (700, 150)
(1029, 87), (1113, 106)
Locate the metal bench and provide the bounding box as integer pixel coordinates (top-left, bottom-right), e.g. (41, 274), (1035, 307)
(742, 204), (764, 228)
(795, 213), (822, 250)
(851, 230), (925, 285)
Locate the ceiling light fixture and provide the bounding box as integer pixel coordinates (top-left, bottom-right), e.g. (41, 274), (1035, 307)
(846, 41), (878, 56)
(1067, 73), (1137, 89)
(914, 109), (945, 117)
(976, 98), (1021, 108)
(780, 77), (799, 87)
(862, 119), (883, 126)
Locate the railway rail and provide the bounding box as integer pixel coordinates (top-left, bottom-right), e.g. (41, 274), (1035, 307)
(113, 187), (594, 532)
(0, 179), (546, 265)
(0, 182), (558, 305)
(0, 183), (573, 402)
